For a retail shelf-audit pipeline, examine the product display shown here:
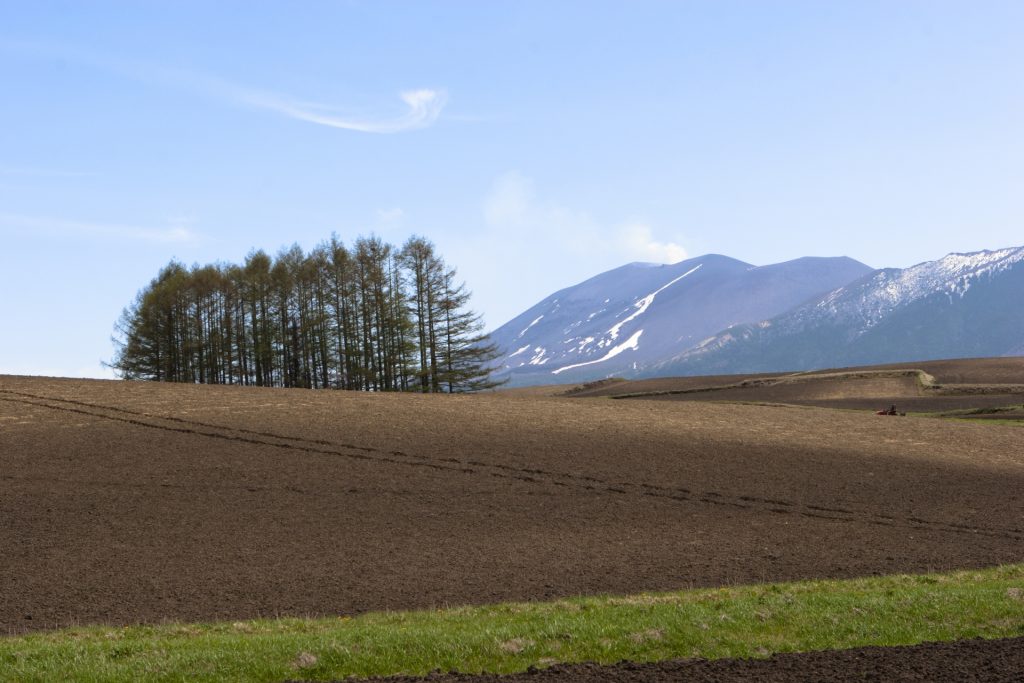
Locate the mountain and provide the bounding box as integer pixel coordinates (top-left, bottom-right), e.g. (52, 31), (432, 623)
(489, 254), (874, 386)
(650, 246), (1024, 376)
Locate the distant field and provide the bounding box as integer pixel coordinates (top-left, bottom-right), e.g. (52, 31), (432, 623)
(567, 357), (1024, 416)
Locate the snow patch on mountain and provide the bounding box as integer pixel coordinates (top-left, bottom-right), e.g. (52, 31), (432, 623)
(552, 329), (644, 375)
(528, 346), (549, 365)
(517, 315), (544, 338)
(509, 344), (530, 358)
(607, 264), (703, 341)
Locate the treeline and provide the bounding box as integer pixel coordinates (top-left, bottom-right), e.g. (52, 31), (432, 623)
(110, 235), (504, 392)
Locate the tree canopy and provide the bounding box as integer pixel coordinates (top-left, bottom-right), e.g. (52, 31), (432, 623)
(110, 235), (505, 392)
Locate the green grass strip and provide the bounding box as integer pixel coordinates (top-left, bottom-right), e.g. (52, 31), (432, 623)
(3, 565), (1024, 682)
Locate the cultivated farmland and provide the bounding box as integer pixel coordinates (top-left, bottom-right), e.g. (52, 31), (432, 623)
(1, 360), (1023, 679)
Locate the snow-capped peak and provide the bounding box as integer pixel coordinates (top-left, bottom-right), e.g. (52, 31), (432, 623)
(816, 246), (1024, 330)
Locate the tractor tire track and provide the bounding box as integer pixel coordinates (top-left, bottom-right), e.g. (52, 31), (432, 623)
(3, 389), (1021, 543)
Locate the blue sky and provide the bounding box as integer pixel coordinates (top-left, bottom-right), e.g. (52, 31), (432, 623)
(1, 1), (1022, 378)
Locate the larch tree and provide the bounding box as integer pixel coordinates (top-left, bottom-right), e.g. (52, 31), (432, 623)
(109, 233), (505, 393)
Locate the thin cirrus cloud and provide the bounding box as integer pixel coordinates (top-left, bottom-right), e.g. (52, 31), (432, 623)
(1, 39), (447, 134)
(238, 88), (448, 134)
(0, 213), (201, 245)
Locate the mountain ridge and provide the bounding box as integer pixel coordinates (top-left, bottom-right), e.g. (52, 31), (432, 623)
(652, 246), (1024, 377)
(490, 254), (874, 386)
(490, 246), (1024, 387)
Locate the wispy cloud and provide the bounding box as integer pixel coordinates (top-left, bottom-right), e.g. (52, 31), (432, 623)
(620, 223), (689, 263)
(0, 213), (201, 244)
(481, 171), (689, 264)
(444, 171), (691, 329)
(240, 88), (447, 134)
(1, 39), (447, 134)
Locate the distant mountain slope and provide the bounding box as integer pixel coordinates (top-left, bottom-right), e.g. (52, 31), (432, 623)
(650, 246), (1024, 377)
(490, 254), (873, 386)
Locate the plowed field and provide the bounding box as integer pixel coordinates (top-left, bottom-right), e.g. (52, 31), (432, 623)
(2, 372), (1023, 638)
(572, 357), (1024, 415)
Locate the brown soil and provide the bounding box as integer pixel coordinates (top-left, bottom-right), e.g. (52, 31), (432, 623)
(899, 357), (1024, 385)
(324, 636), (1024, 682)
(577, 357), (1024, 415)
(2, 373), (1024, 637)
(560, 373), (784, 399)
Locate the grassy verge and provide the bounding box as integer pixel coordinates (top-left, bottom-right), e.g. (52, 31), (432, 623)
(3, 565), (1024, 682)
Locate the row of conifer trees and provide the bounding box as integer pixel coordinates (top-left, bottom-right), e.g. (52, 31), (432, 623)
(110, 234), (504, 392)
